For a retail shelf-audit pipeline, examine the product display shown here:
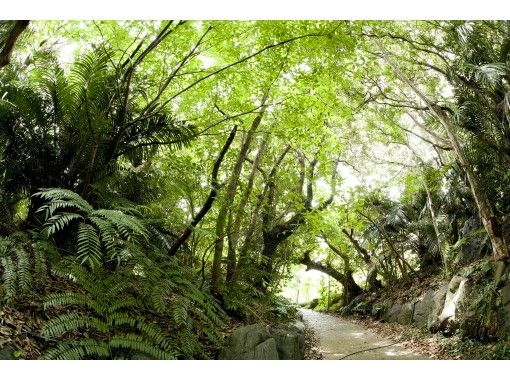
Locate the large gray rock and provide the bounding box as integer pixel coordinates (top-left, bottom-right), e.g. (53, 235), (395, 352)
(382, 303), (402, 322)
(220, 324), (278, 360)
(381, 302), (413, 324)
(291, 321), (306, 334)
(427, 284), (448, 328)
(220, 320), (305, 360)
(396, 302), (414, 324)
(270, 321), (305, 360)
(412, 289), (435, 328)
(245, 338), (279, 360)
(377, 284), (448, 329)
(430, 276), (469, 333)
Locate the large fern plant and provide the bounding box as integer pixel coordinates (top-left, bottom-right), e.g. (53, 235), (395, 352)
(33, 188), (228, 358)
(0, 47), (196, 216)
(34, 188), (148, 268)
(134, 253), (228, 358)
(42, 264), (177, 359)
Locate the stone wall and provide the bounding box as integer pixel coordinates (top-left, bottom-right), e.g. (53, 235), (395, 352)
(367, 261), (510, 341)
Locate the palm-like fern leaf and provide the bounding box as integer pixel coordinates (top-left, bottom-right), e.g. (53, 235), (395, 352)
(76, 223), (102, 268)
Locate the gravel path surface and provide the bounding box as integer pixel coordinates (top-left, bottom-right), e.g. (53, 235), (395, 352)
(300, 308), (429, 360)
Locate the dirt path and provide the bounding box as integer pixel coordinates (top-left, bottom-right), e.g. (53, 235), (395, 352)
(300, 309), (429, 360)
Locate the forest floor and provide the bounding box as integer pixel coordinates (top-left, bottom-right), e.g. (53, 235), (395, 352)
(300, 308), (430, 360)
(303, 318), (324, 359)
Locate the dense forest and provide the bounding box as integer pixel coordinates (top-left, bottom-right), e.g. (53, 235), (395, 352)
(1, 19), (510, 360)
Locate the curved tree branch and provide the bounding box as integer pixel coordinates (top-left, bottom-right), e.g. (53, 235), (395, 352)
(0, 21), (29, 68)
(168, 126), (238, 256)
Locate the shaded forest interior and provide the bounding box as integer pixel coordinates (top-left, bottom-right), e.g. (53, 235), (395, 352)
(1, 20), (510, 359)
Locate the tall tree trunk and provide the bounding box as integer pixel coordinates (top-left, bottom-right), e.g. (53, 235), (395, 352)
(211, 104), (267, 293)
(424, 180), (447, 272)
(0, 190), (14, 235)
(357, 209), (413, 278)
(257, 151), (339, 291)
(322, 234), (371, 300)
(341, 228), (382, 291)
(404, 140), (448, 271)
(380, 46), (508, 260)
(0, 21), (29, 68)
(226, 135), (268, 284)
(230, 191), (265, 287)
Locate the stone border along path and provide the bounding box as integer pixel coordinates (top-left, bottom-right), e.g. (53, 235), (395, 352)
(300, 308), (429, 360)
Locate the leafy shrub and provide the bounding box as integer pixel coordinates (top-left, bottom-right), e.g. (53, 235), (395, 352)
(266, 295), (298, 319)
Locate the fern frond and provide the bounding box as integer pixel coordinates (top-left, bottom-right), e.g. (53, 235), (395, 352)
(106, 298), (140, 313)
(0, 255), (17, 304)
(147, 224), (172, 251)
(43, 292), (105, 315)
(76, 223), (102, 268)
(172, 297), (191, 331)
(41, 313), (110, 338)
(107, 311), (138, 328)
(151, 285), (172, 313)
(0, 235), (50, 302)
(176, 327), (201, 358)
(43, 339), (110, 360)
(87, 216), (119, 255)
(109, 334), (175, 360)
(37, 199), (90, 218)
(34, 188), (93, 213)
(32, 248), (48, 287)
(43, 212), (83, 237)
(13, 246), (31, 293)
(50, 263), (102, 298)
(91, 209), (148, 240)
(134, 320), (175, 351)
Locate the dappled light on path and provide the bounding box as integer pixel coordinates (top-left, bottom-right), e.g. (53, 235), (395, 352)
(300, 309), (428, 360)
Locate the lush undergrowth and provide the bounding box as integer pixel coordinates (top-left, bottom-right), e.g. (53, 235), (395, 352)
(0, 190), (228, 359)
(0, 188), (299, 359)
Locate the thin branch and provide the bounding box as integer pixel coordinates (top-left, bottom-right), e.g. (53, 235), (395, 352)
(154, 33), (326, 112)
(168, 125), (238, 256)
(140, 25), (214, 118)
